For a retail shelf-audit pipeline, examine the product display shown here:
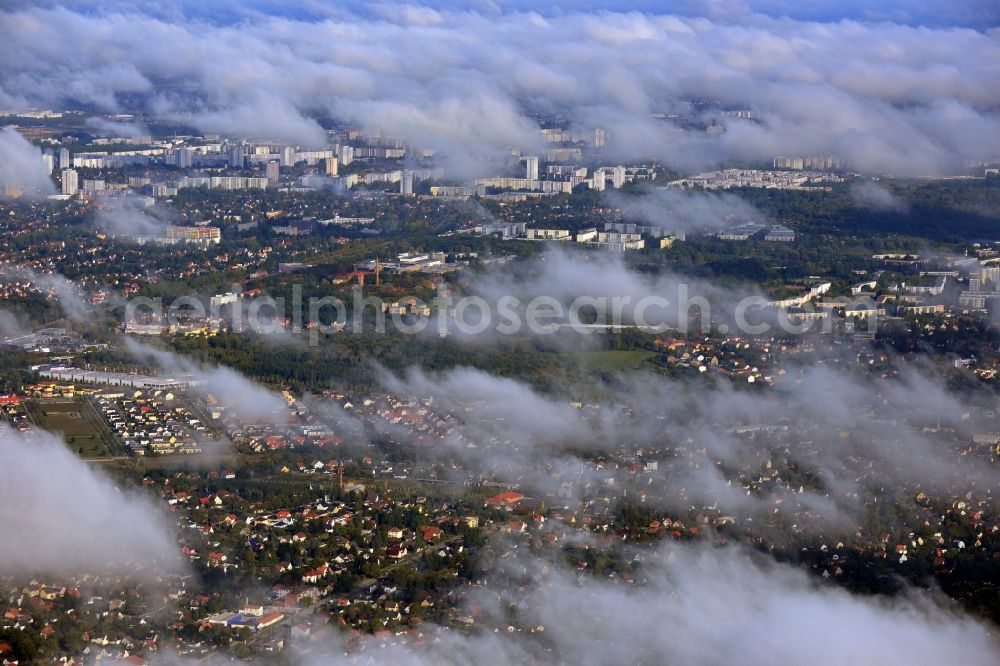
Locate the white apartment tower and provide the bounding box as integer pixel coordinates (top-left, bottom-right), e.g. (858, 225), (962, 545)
(173, 147), (193, 168)
(61, 168), (78, 195)
(591, 168), (606, 191)
(610, 166), (626, 189)
(228, 146), (246, 168)
(524, 155), (539, 181)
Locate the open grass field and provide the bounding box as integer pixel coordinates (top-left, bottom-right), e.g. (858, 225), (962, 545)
(26, 398), (124, 458)
(555, 350), (657, 373)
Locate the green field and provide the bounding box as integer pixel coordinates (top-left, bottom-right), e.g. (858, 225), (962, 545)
(26, 398), (122, 458)
(555, 350), (657, 372)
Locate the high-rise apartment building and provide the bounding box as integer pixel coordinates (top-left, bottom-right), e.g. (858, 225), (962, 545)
(61, 168), (78, 195)
(524, 155), (539, 181)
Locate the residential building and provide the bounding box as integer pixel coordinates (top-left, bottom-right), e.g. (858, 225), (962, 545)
(61, 168), (78, 195)
(524, 155), (539, 181)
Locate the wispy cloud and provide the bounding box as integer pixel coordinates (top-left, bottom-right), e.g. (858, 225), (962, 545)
(0, 425), (185, 579)
(0, 128), (55, 199)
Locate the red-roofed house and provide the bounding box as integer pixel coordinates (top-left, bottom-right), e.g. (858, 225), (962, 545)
(486, 491), (525, 507)
(420, 525), (442, 541)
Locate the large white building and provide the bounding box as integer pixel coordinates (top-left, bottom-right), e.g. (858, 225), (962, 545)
(168, 147), (193, 168)
(773, 155), (841, 170)
(525, 228), (571, 241)
(61, 168), (78, 195)
(228, 145), (246, 168)
(175, 176), (268, 191)
(591, 168), (606, 191)
(610, 166), (626, 189)
(524, 155), (539, 181)
(472, 177), (572, 193)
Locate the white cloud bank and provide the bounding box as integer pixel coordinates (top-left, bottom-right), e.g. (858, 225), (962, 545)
(0, 128), (55, 199)
(0, 426), (184, 578)
(0, 6), (997, 174)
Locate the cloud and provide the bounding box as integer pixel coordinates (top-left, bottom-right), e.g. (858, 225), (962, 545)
(94, 195), (176, 237)
(138, 539), (1000, 666)
(84, 115), (150, 138)
(438, 246), (764, 339)
(4, 1), (997, 29)
(156, 93), (328, 146)
(0, 265), (92, 321)
(0, 425), (184, 579)
(605, 185), (767, 235)
(497, 542), (1000, 666)
(0, 308), (27, 339)
(379, 364), (592, 446)
(0, 6), (997, 174)
(850, 179), (909, 212)
(0, 128), (55, 199)
(122, 336), (293, 422)
(369, 342), (1000, 537)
